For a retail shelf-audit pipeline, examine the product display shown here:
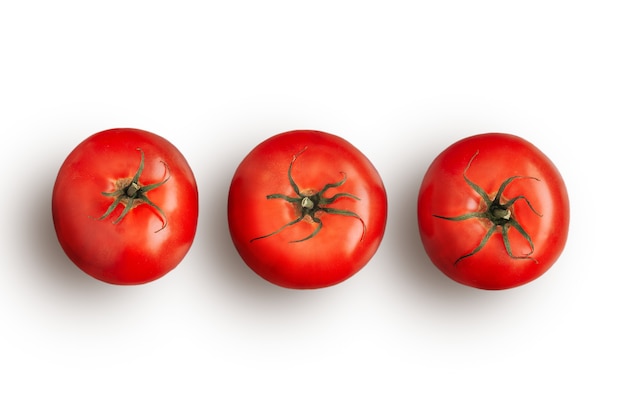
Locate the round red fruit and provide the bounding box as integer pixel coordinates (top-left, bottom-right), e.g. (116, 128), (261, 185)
(228, 130), (387, 289)
(417, 133), (569, 290)
(52, 128), (198, 285)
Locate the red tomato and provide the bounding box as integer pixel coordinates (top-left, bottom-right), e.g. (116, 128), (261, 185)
(228, 130), (387, 289)
(52, 128), (198, 285)
(417, 133), (569, 290)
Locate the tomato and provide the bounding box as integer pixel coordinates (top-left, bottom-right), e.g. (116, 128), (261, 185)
(228, 130), (387, 289)
(417, 133), (569, 290)
(52, 128), (198, 285)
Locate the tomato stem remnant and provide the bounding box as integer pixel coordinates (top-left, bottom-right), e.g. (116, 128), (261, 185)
(433, 151), (542, 264)
(99, 148), (170, 232)
(251, 147), (366, 243)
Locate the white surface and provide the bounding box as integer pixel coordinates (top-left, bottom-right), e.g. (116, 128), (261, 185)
(1, 1), (623, 415)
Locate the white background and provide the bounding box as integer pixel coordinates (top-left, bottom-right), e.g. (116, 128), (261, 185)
(1, 1), (623, 415)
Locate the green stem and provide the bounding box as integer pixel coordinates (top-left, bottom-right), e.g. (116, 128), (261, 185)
(250, 148), (366, 243)
(98, 148), (170, 232)
(433, 151), (542, 264)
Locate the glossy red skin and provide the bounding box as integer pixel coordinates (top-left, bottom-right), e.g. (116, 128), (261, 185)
(52, 128), (198, 285)
(228, 130), (387, 289)
(417, 133), (569, 290)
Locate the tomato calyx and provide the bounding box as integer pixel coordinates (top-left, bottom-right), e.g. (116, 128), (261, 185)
(433, 151), (542, 265)
(250, 147), (366, 243)
(98, 148), (170, 232)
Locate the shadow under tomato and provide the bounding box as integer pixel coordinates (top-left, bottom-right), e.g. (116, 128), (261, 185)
(383, 134), (505, 307)
(386, 135), (549, 337)
(387, 160), (456, 292)
(193, 142), (290, 291)
(192, 138), (352, 316)
(24, 159), (114, 296)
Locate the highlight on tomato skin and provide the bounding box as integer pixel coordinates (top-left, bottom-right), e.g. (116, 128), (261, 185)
(51, 128), (199, 285)
(417, 132), (569, 290)
(227, 130), (388, 290)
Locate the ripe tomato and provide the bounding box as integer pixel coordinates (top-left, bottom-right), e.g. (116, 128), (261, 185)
(417, 133), (569, 290)
(52, 128), (198, 285)
(228, 130), (387, 289)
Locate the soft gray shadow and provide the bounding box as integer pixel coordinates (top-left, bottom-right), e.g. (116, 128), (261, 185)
(25, 162), (109, 293)
(192, 131), (321, 312)
(385, 130), (511, 314)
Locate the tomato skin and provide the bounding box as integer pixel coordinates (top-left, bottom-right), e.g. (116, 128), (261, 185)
(417, 133), (569, 290)
(52, 128), (198, 285)
(228, 130), (387, 289)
